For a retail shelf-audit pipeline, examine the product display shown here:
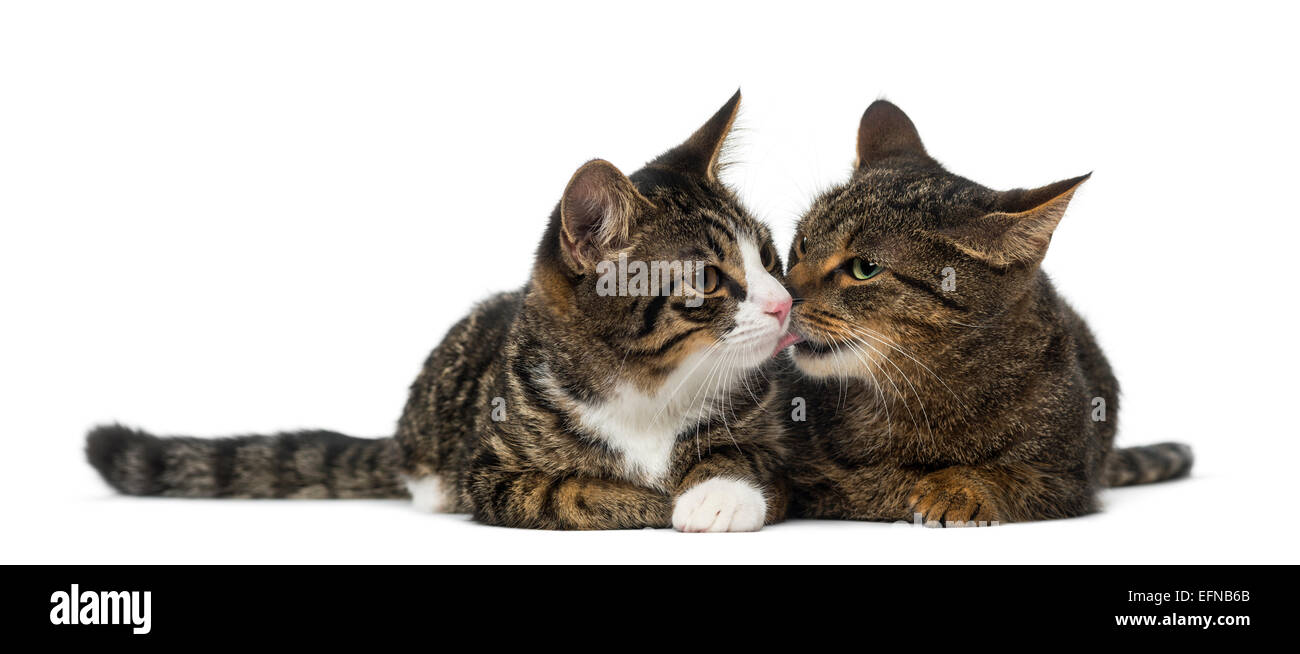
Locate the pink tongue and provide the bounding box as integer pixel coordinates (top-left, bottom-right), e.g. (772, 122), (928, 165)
(772, 332), (804, 357)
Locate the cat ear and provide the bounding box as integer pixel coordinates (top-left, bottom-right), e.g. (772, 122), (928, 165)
(856, 100), (927, 168)
(559, 159), (654, 271)
(650, 89), (742, 181)
(940, 174), (1091, 266)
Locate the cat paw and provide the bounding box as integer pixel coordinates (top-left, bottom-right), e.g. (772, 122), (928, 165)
(672, 478), (767, 532)
(404, 474), (453, 513)
(908, 469), (1001, 527)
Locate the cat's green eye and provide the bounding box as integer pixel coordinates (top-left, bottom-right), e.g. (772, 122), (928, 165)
(850, 258), (884, 281)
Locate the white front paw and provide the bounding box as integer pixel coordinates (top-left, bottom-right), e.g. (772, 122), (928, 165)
(672, 478), (767, 532)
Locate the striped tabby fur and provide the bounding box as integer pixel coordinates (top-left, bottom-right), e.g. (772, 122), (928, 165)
(1103, 442), (1194, 488)
(86, 425), (404, 498)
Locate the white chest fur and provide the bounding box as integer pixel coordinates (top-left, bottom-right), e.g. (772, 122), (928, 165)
(569, 349), (726, 489)
(573, 390), (682, 488)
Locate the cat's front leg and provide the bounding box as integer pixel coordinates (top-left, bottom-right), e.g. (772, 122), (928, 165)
(909, 459), (1095, 526)
(672, 453), (786, 532)
(673, 478), (767, 532)
(908, 466), (1004, 527)
(466, 467), (671, 530)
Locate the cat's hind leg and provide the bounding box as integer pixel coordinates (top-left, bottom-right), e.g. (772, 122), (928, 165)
(403, 474), (455, 513)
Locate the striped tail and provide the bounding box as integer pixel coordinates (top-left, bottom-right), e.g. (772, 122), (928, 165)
(1102, 442), (1194, 488)
(86, 424), (409, 499)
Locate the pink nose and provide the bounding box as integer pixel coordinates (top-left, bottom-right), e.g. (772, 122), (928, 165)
(765, 297), (792, 326)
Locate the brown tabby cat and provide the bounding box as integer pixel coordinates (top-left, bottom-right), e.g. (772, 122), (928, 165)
(782, 100), (1192, 526)
(87, 92), (795, 531)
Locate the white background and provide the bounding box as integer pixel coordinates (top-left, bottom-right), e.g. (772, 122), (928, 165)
(2, 1), (1296, 564)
